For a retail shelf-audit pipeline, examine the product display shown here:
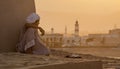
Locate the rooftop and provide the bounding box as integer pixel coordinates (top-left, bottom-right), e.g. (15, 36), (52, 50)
(0, 49), (120, 69)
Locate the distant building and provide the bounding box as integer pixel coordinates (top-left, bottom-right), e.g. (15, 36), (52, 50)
(62, 34), (81, 47)
(109, 29), (120, 35)
(81, 29), (120, 46)
(41, 28), (63, 47)
(42, 21), (120, 47)
(106, 29), (120, 46)
(80, 36), (89, 46)
(41, 33), (63, 48)
(42, 20), (81, 47)
(62, 20), (81, 47)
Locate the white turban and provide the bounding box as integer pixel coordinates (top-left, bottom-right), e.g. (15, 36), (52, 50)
(26, 13), (40, 23)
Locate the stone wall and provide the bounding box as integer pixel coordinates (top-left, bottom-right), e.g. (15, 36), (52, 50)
(32, 61), (103, 69)
(0, 0), (35, 52)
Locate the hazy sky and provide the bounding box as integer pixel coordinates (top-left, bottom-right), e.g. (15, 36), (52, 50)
(35, 0), (120, 36)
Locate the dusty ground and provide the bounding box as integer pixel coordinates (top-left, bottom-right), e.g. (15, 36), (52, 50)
(0, 49), (120, 69)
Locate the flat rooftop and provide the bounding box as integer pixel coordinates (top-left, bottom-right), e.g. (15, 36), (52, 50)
(0, 49), (119, 69)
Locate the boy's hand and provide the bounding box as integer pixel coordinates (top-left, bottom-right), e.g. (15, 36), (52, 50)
(39, 27), (45, 36)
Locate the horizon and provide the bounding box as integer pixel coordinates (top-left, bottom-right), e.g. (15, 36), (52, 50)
(35, 0), (120, 36)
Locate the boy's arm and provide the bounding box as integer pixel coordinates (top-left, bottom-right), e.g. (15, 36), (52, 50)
(39, 27), (45, 36)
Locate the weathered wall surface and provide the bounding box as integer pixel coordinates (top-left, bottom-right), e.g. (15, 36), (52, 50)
(32, 61), (103, 69)
(0, 0), (35, 52)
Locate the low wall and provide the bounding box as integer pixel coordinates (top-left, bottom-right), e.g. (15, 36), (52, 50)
(32, 61), (103, 69)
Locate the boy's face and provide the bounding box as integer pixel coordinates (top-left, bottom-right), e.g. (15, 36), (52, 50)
(33, 20), (39, 26)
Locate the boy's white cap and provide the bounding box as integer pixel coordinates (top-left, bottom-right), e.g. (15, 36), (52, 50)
(26, 13), (40, 23)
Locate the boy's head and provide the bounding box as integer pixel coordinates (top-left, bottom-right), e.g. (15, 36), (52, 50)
(26, 13), (40, 24)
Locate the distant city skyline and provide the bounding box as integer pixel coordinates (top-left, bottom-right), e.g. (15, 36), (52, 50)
(35, 0), (120, 36)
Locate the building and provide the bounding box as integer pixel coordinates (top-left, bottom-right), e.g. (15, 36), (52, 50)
(62, 20), (81, 47)
(41, 28), (63, 48)
(109, 29), (120, 35)
(81, 29), (120, 46)
(106, 29), (120, 46)
(62, 34), (81, 47)
(41, 34), (63, 48)
(41, 20), (81, 47)
(0, 0), (35, 52)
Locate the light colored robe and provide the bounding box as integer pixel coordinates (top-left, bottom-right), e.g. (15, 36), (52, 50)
(16, 28), (50, 55)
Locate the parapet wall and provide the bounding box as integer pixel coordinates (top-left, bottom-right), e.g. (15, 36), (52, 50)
(0, 0), (35, 52)
(32, 61), (103, 69)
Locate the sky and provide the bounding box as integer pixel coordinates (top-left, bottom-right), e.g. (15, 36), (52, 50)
(35, 0), (120, 36)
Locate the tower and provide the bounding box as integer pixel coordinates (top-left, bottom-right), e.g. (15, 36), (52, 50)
(75, 20), (79, 36)
(51, 28), (54, 34)
(65, 26), (67, 34)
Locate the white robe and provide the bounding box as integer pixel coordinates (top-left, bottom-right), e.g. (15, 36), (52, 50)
(16, 28), (50, 55)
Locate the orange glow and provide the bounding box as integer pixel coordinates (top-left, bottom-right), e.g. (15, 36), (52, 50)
(35, 0), (120, 36)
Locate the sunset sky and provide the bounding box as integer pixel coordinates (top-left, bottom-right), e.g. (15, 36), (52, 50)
(35, 0), (120, 36)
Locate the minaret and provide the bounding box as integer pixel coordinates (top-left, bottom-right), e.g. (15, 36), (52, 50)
(75, 20), (79, 36)
(51, 28), (54, 34)
(114, 24), (117, 29)
(65, 26), (67, 35)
